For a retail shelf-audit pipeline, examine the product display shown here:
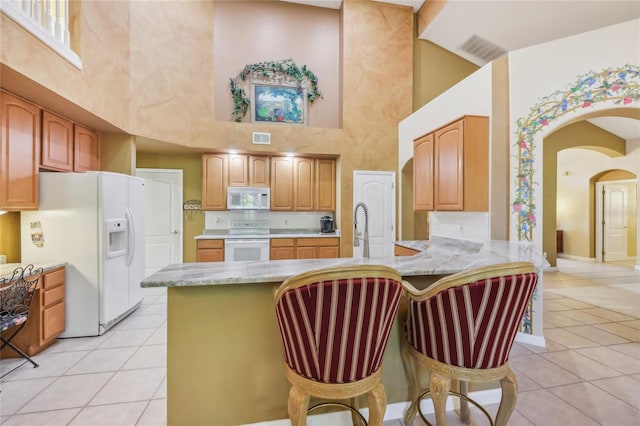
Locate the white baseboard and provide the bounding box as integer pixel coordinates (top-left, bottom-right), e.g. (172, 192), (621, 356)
(557, 254), (596, 262)
(515, 332), (546, 347)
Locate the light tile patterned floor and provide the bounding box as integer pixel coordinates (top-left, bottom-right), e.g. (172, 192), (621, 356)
(0, 259), (638, 425)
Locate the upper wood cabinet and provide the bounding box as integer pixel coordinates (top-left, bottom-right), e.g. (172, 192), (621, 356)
(228, 154), (248, 187)
(414, 116), (488, 212)
(204, 153), (335, 212)
(0, 91), (40, 210)
(271, 156), (336, 212)
(293, 157), (314, 211)
(73, 124), (100, 172)
(227, 154), (270, 187)
(249, 155), (270, 187)
(316, 158), (336, 211)
(270, 156), (294, 211)
(413, 133), (434, 211)
(202, 154), (228, 210)
(41, 111), (73, 172)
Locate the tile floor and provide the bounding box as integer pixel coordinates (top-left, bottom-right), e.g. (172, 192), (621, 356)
(1, 259), (639, 425)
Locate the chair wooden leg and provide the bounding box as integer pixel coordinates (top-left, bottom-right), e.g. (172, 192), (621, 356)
(367, 382), (387, 426)
(288, 385), (310, 426)
(402, 343), (420, 426)
(495, 367), (518, 426)
(430, 372), (450, 426)
(458, 380), (470, 424)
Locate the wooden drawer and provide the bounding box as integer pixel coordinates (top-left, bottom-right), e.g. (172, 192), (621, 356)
(197, 249), (224, 262)
(197, 239), (224, 249)
(296, 237), (339, 247)
(270, 238), (294, 247)
(43, 284), (65, 307)
(42, 301), (65, 341)
(43, 267), (65, 290)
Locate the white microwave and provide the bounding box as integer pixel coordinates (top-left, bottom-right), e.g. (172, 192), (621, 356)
(227, 187), (270, 210)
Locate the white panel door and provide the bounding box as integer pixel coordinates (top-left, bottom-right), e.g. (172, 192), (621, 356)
(136, 169), (183, 276)
(604, 183), (629, 262)
(353, 171), (396, 258)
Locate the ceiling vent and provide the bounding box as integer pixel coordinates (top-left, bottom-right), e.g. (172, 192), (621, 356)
(252, 132), (271, 145)
(459, 34), (507, 63)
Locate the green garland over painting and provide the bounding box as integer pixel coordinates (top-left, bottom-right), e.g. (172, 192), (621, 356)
(229, 59), (322, 122)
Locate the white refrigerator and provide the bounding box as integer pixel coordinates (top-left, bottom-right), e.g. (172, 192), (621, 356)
(21, 171), (145, 337)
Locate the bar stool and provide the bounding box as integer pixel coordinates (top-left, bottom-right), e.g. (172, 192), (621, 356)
(274, 265), (404, 425)
(402, 262), (539, 425)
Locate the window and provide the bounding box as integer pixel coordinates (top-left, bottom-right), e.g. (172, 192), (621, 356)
(0, 0), (82, 69)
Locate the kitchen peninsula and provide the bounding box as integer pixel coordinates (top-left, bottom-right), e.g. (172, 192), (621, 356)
(141, 237), (547, 425)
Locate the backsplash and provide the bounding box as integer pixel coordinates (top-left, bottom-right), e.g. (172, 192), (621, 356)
(204, 211), (335, 231)
(429, 212), (490, 242)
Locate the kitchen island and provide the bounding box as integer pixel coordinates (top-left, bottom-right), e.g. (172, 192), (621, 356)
(141, 237), (547, 425)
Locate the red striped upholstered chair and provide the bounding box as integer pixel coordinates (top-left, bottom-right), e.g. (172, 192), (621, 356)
(402, 262), (538, 426)
(274, 265), (404, 426)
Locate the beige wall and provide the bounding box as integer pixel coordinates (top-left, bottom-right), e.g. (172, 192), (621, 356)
(213, 1), (340, 128)
(136, 152), (204, 263)
(543, 121), (627, 264)
(413, 39), (478, 110)
(0, 212), (20, 263)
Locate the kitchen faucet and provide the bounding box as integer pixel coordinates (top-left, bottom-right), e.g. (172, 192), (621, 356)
(353, 201), (370, 258)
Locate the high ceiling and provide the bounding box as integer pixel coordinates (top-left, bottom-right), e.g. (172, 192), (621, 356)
(284, 0), (640, 141)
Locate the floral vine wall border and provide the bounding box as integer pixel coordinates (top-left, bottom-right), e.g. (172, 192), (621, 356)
(513, 64), (640, 242)
(513, 64), (640, 335)
(229, 58), (322, 122)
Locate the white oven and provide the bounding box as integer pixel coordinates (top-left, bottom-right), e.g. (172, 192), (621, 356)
(224, 238), (270, 262)
(224, 220), (271, 262)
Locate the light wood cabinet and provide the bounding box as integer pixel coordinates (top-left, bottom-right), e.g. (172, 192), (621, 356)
(413, 133), (434, 211)
(41, 110), (74, 172)
(249, 155), (270, 187)
(316, 159), (336, 211)
(295, 237), (340, 259)
(293, 157), (315, 211)
(270, 237), (340, 259)
(413, 116), (488, 212)
(1, 266), (65, 357)
(271, 156), (329, 212)
(394, 244), (420, 256)
(270, 238), (295, 260)
(73, 124), (100, 172)
(0, 91), (40, 211)
(196, 239), (225, 262)
(202, 154), (228, 210)
(228, 154), (248, 187)
(270, 156), (294, 211)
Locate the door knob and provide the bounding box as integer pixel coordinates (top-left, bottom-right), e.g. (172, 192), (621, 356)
(172, 230), (178, 234)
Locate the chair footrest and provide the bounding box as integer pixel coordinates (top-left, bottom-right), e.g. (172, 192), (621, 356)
(416, 389), (494, 426)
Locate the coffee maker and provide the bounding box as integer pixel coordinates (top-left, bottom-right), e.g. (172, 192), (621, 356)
(320, 215), (334, 233)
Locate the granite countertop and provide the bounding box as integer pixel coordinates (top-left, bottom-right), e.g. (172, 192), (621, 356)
(0, 262), (67, 281)
(195, 229), (341, 239)
(142, 237), (549, 288)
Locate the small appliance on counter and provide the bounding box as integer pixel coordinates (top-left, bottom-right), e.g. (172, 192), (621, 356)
(320, 215), (335, 233)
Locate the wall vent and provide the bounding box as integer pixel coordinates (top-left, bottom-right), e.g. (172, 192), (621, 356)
(252, 132), (271, 145)
(459, 34), (507, 63)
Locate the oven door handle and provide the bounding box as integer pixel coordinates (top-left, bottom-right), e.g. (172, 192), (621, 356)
(224, 239), (270, 245)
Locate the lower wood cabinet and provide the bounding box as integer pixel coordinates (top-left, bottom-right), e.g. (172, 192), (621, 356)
(271, 237), (340, 260)
(196, 239), (225, 262)
(1, 266), (66, 357)
(270, 238), (296, 260)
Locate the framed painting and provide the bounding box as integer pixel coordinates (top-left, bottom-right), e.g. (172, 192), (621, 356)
(251, 83), (307, 125)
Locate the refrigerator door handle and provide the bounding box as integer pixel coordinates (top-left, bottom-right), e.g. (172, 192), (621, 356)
(126, 208), (135, 266)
